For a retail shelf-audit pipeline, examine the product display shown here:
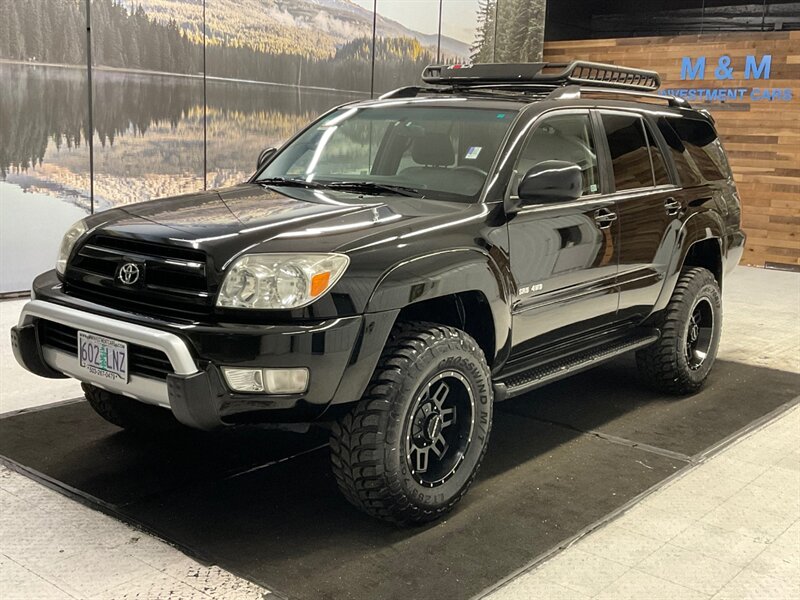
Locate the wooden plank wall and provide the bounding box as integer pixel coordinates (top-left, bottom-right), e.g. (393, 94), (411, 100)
(544, 32), (800, 268)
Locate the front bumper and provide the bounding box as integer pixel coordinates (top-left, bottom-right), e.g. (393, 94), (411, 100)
(12, 273), (398, 430)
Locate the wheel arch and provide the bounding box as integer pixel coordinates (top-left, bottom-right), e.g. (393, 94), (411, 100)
(396, 291), (496, 368)
(653, 211), (725, 315)
(365, 249), (512, 370)
(324, 249), (512, 412)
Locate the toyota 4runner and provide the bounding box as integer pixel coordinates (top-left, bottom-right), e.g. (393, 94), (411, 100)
(11, 62), (745, 525)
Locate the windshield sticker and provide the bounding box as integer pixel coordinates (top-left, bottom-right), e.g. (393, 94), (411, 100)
(465, 146), (482, 160)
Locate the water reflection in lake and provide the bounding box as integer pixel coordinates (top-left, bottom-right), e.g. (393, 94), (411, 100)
(0, 181), (89, 293)
(0, 63), (362, 292)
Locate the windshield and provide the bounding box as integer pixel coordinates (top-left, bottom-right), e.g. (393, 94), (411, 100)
(256, 105), (518, 202)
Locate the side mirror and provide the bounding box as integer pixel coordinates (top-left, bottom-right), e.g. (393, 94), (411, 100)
(516, 160), (582, 207)
(256, 147), (277, 171)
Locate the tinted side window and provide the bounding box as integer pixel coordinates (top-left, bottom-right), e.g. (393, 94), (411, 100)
(656, 118), (702, 186)
(516, 113), (600, 197)
(601, 114), (654, 191)
(644, 121), (670, 185)
(668, 117), (730, 181)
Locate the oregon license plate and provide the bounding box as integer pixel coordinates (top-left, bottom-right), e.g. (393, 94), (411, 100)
(78, 331), (128, 382)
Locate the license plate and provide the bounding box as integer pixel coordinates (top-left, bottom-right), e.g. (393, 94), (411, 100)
(78, 331), (128, 383)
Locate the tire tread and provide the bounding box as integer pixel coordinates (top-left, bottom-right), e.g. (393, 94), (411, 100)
(330, 321), (492, 525)
(636, 267), (720, 395)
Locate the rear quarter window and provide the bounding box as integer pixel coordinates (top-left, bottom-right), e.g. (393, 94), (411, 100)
(656, 118), (702, 186)
(666, 117), (731, 182)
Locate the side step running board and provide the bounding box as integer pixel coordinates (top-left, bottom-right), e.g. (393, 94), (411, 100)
(498, 331), (660, 400)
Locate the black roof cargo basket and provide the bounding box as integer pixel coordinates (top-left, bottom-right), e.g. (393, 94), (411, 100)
(422, 61), (661, 92)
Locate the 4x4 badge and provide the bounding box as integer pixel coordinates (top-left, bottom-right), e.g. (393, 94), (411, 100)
(118, 263), (141, 285)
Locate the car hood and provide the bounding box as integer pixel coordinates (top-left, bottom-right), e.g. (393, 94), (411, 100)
(86, 183), (474, 266)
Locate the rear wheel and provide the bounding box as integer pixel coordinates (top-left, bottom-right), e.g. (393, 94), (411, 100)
(83, 383), (183, 433)
(636, 267), (722, 394)
(330, 322), (493, 526)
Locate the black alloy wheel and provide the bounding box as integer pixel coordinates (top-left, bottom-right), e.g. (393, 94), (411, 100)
(406, 370), (475, 488)
(330, 322), (493, 525)
(685, 298), (715, 370)
(636, 267), (722, 395)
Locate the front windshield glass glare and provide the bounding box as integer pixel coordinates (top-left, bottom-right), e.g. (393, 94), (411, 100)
(257, 105), (518, 202)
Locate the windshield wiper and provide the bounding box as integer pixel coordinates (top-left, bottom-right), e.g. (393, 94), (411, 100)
(322, 181), (423, 198)
(258, 177), (325, 189)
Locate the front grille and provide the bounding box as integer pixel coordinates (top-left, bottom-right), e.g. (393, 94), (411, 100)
(65, 234), (214, 320)
(39, 320), (174, 380)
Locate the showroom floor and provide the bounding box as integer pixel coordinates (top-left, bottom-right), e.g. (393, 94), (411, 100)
(0, 266), (798, 600)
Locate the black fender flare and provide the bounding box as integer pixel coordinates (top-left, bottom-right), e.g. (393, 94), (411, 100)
(325, 248), (512, 410)
(653, 210), (725, 314)
(366, 248), (513, 366)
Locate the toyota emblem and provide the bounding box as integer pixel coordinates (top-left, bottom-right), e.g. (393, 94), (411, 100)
(118, 263), (141, 285)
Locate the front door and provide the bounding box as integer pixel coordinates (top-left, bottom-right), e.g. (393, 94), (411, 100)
(507, 110), (620, 360)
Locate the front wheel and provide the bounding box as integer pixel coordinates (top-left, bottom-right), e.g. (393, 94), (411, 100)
(636, 267), (722, 395)
(330, 322), (493, 526)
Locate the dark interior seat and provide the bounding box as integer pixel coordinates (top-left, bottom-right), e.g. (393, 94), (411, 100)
(412, 131), (456, 166)
(399, 132), (484, 196)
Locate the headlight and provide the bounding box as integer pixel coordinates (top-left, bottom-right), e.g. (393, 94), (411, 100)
(56, 220), (88, 275)
(217, 253), (350, 309)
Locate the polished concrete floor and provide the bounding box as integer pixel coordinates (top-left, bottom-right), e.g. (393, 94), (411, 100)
(0, 266), (798, 599)
(487, 406), (800, 600)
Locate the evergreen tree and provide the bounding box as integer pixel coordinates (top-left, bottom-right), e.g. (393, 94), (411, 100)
(523, 0), (546, 62)
(41, 2), (56, 62)
(472, 0), (497, 63)
(494, 0), (516, 63)
(0, 2), (10, 59)
(7, 2), (24, 59)
(25, 1), (45, 60)
(126, 15), (141, 67)
(492, 0), (546, 63)
(62, 3), (83, 65)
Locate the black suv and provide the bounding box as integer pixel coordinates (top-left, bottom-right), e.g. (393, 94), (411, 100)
(12, 62), (745, 525)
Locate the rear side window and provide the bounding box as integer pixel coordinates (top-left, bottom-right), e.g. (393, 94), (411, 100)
(600, 114), (655, 191)
(656, 118), (702, 186)
(667, 117), (731, 182)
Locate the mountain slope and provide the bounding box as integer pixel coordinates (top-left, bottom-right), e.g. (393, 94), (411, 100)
(122, 0), (470, 59)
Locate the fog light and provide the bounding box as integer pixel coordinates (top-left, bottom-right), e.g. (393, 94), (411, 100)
(222, 367), (309, 394)
(264, 368), (309, 394)
(222, 368), (265, 392)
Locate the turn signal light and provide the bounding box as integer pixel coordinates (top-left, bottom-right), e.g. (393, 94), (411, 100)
(310, 271), (331, 297)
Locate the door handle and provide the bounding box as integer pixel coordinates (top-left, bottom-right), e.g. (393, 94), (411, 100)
(664, 198), (682, 216)
(594, 208), (617, 229)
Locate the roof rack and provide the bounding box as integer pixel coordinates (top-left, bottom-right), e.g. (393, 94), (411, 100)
(378, 84), (553, 102)
(422, 61), (661, 93)
(378, 82), (690, 108)
(379, 63), (691, 108)
(548, 85), (690, 108)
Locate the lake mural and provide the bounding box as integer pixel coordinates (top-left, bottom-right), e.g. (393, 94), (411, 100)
(0, 0), (545, 293)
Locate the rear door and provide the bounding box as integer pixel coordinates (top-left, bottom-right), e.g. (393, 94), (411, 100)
(507, 110), (620, 358)
(596, 111), (682, 323)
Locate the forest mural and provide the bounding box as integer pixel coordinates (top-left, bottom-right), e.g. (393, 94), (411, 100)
(0, 0), (546, 292)
(472, 0), (546, 62)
